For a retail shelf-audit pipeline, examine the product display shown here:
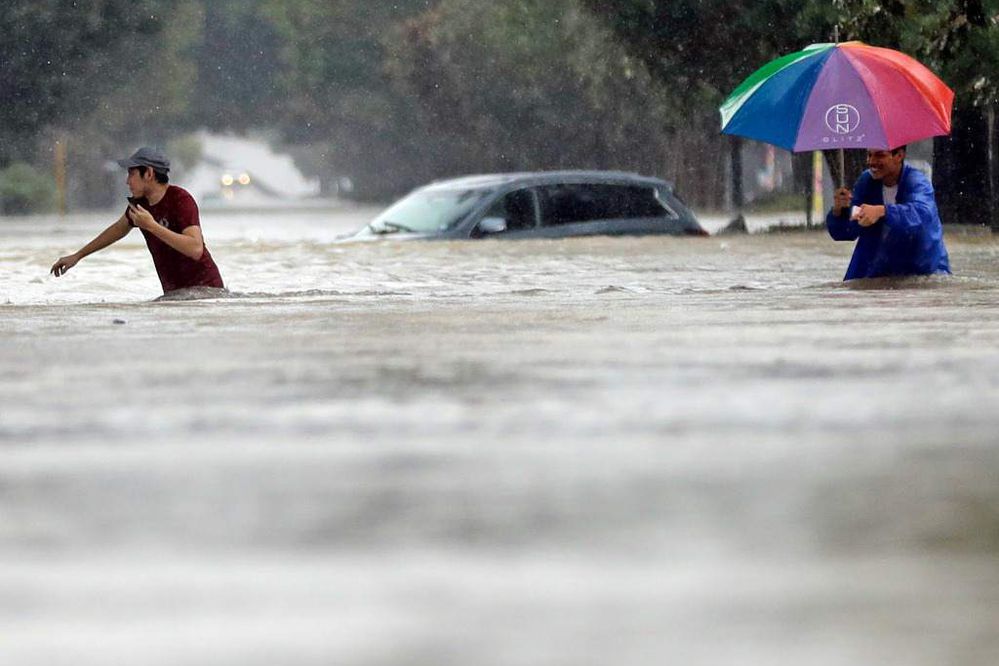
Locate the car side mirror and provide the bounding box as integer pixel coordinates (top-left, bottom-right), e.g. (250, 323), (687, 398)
(478, 216), (507, 234)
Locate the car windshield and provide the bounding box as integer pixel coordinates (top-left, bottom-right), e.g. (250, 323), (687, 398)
(369, 187), (491, 233)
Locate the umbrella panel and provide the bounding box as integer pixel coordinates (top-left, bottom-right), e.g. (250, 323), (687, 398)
(721, 50), (831, 151)
(840, 46), (952, 148)
(720, 42), (954, 153)
(795, 48), (888, 151)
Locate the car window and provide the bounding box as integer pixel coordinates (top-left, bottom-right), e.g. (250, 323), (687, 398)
(369, 187), (492, 233)
(536, 184), (669, 226)
(482, 188), (537, 231)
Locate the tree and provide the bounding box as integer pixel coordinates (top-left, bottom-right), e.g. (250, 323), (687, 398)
(260, 0), (438, 199)
(0, 1), (206, 211)
(907, 0), (999, 228)
(260, 0), (696, 201)
(583, 0), (999, 224)
(579, 0), (837, 209)
(385, 0), (682, 186)
(189, 0), (282, 132)
(832, 0), (999, 226)
(0, 1), (180, 166)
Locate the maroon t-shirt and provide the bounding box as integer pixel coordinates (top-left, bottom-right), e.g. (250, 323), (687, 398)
(126, 185), (224, 293)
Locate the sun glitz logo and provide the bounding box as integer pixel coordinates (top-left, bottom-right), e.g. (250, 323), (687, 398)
(824, 104), (861, 134)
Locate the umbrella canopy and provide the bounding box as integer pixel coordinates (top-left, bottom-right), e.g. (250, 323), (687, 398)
(720, 42), (953, 152)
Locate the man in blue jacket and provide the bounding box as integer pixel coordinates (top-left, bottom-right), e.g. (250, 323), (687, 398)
(827, 146), (951, 280)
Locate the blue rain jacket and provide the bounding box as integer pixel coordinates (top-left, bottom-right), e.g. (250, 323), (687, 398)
(826, 164), (951, 280)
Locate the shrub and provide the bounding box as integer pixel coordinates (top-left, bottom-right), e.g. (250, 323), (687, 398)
(0, 163), (55, 215)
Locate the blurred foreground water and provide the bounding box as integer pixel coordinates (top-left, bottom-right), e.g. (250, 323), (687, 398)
(2, 207), (999, 665)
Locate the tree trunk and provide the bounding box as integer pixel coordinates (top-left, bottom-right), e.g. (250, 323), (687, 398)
(791, 152), (812, 194)
(934, 100), (992, 226)
(730, 136), (743, 212)
(991, 104), (999, 232)
(790, 152), (813, 224)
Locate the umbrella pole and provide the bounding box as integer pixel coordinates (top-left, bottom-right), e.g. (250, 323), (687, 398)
(833, 23), (846, 187)
(838, 148), (845, 189)
(834, 26), (844, 189)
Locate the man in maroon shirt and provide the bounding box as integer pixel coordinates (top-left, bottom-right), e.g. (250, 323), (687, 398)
(51, 147), (224, 294)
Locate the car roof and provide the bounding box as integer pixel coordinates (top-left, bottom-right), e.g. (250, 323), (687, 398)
(419, 170), (673, 193)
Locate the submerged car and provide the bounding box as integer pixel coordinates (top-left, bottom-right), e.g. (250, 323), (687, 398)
(352, 171), (707, 240)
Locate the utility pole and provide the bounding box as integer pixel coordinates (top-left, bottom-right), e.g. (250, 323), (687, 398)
(54, 138), (67, 218)
(990, 105), (998, 233)
(730, 136), (743, 212)
(805, 155), (813, 228)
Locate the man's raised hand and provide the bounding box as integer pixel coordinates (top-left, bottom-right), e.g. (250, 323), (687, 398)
(128, 203), (156, 230)
(833, 188), (852, 216)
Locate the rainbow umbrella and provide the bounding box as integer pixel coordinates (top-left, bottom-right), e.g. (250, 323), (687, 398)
(720, 42), (953, 153)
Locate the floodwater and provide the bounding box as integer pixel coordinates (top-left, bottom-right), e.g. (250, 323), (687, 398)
(2, 206), (999, 665)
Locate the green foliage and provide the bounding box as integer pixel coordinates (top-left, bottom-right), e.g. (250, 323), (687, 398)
(830, 0), (999, 224)
(385, 0), (678, 176)
(5, 0), (999, 213)
(581, 0), (999, 217)
(0, 0), (204, 211)
(259, 0), (693, 199)
(259, 0), (435, 198)
(79, 1), (202, 142)
(844, 0), (999, 105)
(0, 163), (55, 215)
(580, 0), (833, 109)
(190, 0), (282, 131)
(583, 0), (996, 111)
(167, 134), (204, 172)
(0, 1), (179, 165)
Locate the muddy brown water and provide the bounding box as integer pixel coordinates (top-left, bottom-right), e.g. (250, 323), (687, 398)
(2, 208), (999, 665)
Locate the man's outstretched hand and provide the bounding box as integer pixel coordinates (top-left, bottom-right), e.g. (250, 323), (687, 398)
(50, 253), (80, 277)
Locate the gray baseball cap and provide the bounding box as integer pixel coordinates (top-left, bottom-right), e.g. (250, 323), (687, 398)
(116, 146), (170, 173)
